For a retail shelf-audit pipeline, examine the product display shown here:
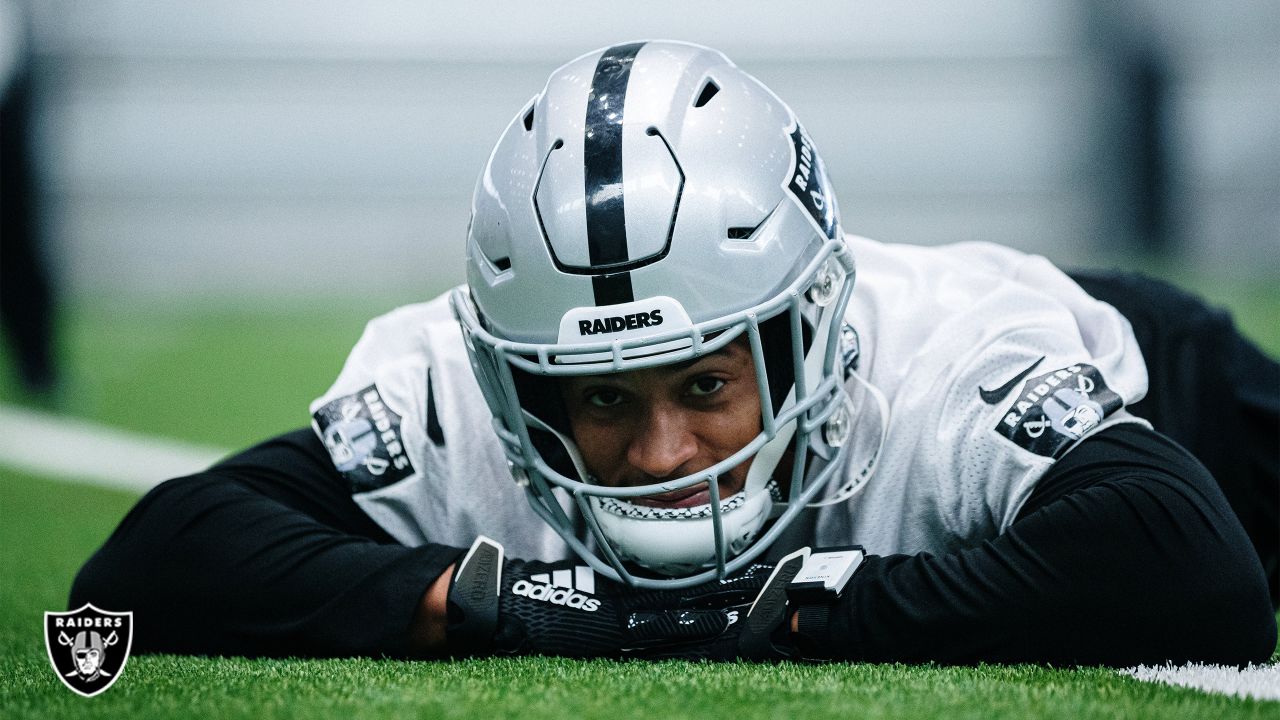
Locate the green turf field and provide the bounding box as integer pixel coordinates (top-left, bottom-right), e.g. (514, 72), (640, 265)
(1, 278), (1277, 719)
(0, 474), (1277, 719)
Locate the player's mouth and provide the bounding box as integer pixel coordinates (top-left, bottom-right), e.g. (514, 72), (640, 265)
(631, 475), (743, 509)
(634, 484), (711, 509)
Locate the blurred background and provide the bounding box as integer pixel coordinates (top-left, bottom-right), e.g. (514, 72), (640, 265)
(0, 0), (1277, 454)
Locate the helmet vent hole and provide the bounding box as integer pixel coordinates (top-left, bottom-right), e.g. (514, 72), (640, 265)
(523, 106), (535, 131)
(727, 226), (755, 240)
(693, 78), (720, 108)
(492, 256), (512, 271)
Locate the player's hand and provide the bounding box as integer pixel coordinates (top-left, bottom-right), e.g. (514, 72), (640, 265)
(444, 536), (797, 659)
(619, 548), (809, 662)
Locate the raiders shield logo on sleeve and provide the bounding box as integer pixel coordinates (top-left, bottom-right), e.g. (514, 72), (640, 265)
(313, 384), (416, 492)
(44, 604), (133, 697)
(994, 363), (1124, 458)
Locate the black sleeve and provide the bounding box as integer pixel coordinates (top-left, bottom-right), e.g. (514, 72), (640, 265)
(69, 429), (465, 658)
(810, 423), (1276, 666)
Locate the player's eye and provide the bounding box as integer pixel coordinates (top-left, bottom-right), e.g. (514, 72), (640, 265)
(586, 388), (625, 408)
(688, 376), (726, 397)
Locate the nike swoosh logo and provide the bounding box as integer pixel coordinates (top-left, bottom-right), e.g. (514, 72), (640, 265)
(979, 356), (1045, 405)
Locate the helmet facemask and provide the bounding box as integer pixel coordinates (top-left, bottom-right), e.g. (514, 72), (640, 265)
(452, 245), (855, 588)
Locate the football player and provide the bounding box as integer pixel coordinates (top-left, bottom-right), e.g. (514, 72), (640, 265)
(71, 41), (1277, 665)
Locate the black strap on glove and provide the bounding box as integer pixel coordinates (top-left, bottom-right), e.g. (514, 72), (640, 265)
(444, 535), (503, 653)
(625, 546), (867, 662)
(446, 534), (639, 657)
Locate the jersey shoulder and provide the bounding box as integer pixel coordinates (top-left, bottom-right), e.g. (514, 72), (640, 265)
(304, 289), (570, 558)
(308, 290), (475, 496)
(841, 236), (1152, 544)
(845, 236), (1148, 407)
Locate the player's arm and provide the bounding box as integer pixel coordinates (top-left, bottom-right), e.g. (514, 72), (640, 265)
(414, 567), (452, 650)
(71, 428), (763, 659)
(70, 429), (466, 657)
(791, 423), (1276, 665)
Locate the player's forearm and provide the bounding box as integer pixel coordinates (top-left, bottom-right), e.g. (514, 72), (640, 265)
(804, 426), (1275, 665)
(409, 564), (455, 652)
(72, 469), (463, 657)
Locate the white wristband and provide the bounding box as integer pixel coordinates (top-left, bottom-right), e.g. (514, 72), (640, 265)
(786, 546), (864, 603)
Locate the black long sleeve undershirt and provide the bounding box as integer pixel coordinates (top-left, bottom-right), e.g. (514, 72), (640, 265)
(71, 424), (1275, 663)
(815, 423), (1276, 666)
(71, 431), (465, 657)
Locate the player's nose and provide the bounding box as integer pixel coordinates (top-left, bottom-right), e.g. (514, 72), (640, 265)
(625, 403), (698, 481)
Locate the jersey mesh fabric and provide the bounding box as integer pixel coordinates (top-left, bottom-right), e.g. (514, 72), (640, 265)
(811, 238), (1148, 556)
(312, 236), (1149, 560)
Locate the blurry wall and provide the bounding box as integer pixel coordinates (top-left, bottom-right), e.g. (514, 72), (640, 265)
(18, 0), (1280, 301)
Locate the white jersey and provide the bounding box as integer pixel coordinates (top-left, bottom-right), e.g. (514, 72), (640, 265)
(310, 236), (1150, 561)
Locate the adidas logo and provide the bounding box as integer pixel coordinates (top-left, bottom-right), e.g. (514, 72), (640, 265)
(511, 566), (601, 612)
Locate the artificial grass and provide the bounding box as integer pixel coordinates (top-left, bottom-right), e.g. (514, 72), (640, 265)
(6, 653), (1280, 720)
(0, 299), (390, 448)
(1, 471), (1277, 719)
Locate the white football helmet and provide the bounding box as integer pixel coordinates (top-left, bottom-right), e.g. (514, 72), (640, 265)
(451, 40), (858, 588)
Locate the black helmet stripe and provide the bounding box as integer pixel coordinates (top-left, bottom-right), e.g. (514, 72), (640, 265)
(584, 41), (645, 306)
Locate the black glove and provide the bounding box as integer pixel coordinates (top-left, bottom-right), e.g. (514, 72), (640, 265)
(444, 536), (808, 660)
(622, 546), (862, 663)
(621, 548), (812, 661)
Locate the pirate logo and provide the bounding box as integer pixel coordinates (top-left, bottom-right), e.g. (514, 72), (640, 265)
(321, 399), (380, 472)
(994, 363), (1123, 458)
(313, 383), (415, 492)
(45, 604), (133, 697)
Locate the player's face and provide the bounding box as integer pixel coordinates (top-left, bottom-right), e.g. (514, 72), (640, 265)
(559, 339), (762, 508)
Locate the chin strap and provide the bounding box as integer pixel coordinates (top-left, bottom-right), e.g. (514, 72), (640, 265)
(806, 369), (890, 508)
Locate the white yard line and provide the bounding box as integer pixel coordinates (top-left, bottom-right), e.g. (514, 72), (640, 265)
(1123, 663), (1280, 702)
(1, 403), (1276, 700)
(0, 403), (229, 493)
